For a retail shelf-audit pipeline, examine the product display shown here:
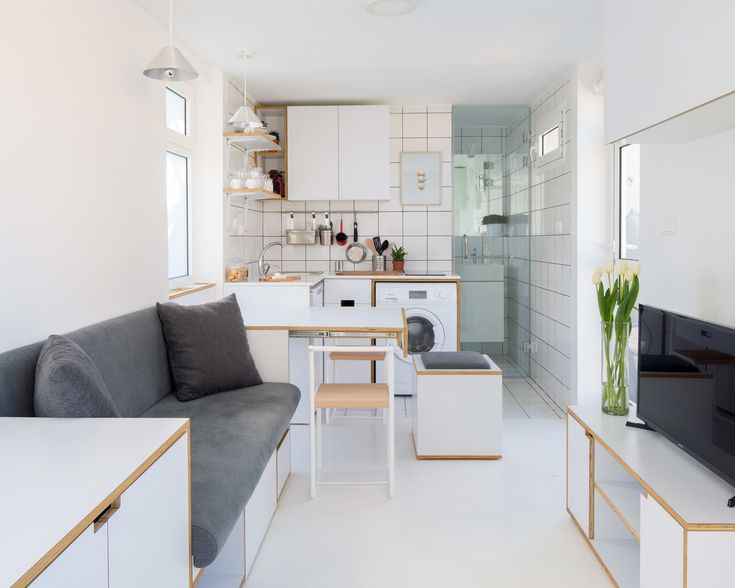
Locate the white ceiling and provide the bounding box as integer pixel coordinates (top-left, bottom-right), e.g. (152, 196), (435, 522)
(135, 0), (602, 105)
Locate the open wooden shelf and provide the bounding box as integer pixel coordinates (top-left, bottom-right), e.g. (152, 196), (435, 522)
(225, 188), (283, 201)
(224, 132), (282, 152)
(595, 480), (643, 540)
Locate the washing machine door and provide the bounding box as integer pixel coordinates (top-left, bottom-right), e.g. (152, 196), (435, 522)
(397, 308), (445, 363)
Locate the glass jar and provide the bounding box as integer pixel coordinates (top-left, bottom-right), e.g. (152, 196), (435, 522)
(225, 262), (248, 282)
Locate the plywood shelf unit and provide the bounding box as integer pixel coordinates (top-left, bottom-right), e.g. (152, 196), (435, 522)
(225, 188), (282, 202)
(255, 105), (287, 199)
(224, 132), (281, 153)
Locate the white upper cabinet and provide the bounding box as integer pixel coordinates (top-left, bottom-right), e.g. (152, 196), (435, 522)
(287, 106), (340, 200)
(287, 105), (389, 200)
(338, 105), (390, 200)
(604, 0), (735, 143)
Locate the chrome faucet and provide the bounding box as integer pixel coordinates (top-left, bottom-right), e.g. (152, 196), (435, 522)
(257, 241), (283, 277)
(463, 234), (469, 259)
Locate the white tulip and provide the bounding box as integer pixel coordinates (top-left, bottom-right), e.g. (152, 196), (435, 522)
(615, 260), (627, 276)
(629, 262), (641, 276)
(603, 262), (613, 274)
(624, 269), (634, 282)
(593, 273), (602, 286)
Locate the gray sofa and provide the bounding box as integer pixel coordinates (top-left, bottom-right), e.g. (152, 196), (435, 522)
(0, 307), (300, 568)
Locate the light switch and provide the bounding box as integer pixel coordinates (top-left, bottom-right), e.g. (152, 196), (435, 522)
(659, 216), (677, 236)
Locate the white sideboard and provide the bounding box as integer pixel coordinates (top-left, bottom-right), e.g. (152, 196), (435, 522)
(567, 405), (735, 588)
(0, 418), (190, 587)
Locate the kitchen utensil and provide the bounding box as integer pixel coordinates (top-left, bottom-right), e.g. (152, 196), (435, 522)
(345, 220), (368, 263)
(335, 217), (348, 246)
(285, 229), (317, 245)
(311, 212), (317, 230)
(366, 239), (377, 254)
(372, 255), (386, 272)
(373, 236), (382, 255)
(319, 228), (333, 245)
(380, 240), (389, 255)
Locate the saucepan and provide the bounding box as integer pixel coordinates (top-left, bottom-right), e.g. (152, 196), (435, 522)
(345, 221), (368, 263)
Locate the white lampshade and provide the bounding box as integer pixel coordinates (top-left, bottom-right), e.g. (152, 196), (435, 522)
(143, 45), (198, 81)
(228, 105), (264, 131)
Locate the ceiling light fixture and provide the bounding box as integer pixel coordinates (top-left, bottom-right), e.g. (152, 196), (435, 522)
(143, 0), (198, 81)
(227, 50), (264, 132)
(365, 0), (417, 17)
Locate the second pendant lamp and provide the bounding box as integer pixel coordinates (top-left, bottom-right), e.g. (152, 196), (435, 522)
(228, 51), (263, 132)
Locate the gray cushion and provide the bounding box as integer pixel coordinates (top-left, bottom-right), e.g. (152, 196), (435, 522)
(141, 382), (300, 568)
(157, 294), (262, 402)
(34, 335), (121, 418)
(421, 351), (490, 370)
(0, 308), (172, 418)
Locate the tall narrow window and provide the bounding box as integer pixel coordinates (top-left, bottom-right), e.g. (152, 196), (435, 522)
(166, 151), (189, 279)
(166, 88), (187, 135)
(618, 144), (640, 260)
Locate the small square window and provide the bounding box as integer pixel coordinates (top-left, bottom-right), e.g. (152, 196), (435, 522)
(166, 88), (187, 135)
(541, 126), (560, 155)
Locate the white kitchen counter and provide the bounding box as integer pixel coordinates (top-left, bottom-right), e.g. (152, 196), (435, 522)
(0, 418), (188, 586)
(225, 272), (461, 289)
(242, 305), (405, 334)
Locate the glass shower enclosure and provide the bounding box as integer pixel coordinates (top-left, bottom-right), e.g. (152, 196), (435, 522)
(453, 106), (531, 377)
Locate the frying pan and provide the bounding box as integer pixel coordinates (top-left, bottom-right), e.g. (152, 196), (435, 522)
(345, 221), (368, 263)
(335, 217), (348, 246)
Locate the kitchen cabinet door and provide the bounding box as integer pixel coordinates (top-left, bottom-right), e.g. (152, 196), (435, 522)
(603, 0), (659, 142)
(338, 106), (390, 200)
(640, 494), (684, 588)
(658, 0), (735, 122)
(287, 106), (339, 200)
(107, 435), (189, 588)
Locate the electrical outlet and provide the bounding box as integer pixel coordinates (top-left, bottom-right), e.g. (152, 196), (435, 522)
(522, 341), (538, 353)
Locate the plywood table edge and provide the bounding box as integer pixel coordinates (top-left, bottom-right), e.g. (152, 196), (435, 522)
(566, 406), (735, 532)
(169, 283), (215, 300)
(414, 370), (503, 376)
(14, 420), (191, 587)
(415, 455), (502, 460)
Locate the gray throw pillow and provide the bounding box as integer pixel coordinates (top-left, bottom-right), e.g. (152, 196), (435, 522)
(35, 335), (121, 417)
(157, 294), (262, 401)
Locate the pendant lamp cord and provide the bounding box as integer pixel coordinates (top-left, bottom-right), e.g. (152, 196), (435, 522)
(168, 0), (173, 45)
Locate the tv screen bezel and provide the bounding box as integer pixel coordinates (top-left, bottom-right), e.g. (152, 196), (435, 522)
(637, 303), (735, 489)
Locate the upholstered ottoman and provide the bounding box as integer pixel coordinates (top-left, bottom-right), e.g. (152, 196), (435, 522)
(411, 351), (502, 459)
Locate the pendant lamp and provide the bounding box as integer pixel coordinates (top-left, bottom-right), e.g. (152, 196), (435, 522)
(228, 51), (264, 132)
(143, 0), (198, 82)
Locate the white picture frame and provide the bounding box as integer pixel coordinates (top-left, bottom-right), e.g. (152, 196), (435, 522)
(400, 151), (442, 206)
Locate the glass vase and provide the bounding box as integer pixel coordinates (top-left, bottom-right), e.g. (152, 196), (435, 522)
(601, 320), (631, 416)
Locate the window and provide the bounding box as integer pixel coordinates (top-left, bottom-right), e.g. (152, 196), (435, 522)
(532, 108), (564, 167)
(166, 151), (189, 279)
(165, 86), (193, 282)
(165, 88), (187, 135)
(617, 143), (640, 260)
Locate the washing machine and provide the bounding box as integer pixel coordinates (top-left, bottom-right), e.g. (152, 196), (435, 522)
(375, 281), (458, 395)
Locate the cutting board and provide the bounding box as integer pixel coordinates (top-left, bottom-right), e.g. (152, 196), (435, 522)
(258, 275), (302, 282)
(335, 271), (404, 276)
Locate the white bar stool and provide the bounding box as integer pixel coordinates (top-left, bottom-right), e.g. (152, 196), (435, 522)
(326, 349), (387, 424)
(308, 345), (395, 498)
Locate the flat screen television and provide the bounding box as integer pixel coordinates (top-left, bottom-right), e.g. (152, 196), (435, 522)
(638, 304), (735, 487)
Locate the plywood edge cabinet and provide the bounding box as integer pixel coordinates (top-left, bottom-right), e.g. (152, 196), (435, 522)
(567, 406), (735, 587)
(287, 105), (389, 201)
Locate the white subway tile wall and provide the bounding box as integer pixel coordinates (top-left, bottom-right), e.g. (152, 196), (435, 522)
(233, 105), (454, 274)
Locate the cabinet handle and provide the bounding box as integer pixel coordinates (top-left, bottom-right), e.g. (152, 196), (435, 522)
(93, 497), (121, 532)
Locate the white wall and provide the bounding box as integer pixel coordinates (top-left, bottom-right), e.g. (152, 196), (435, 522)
(571, 57), (611, 406)
(0, 0), (219, 351)
(639, 128), (735, 327)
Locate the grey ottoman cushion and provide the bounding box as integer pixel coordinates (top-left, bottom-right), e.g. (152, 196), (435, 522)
(34, 335), (121, 418)
(157, 294), (262, 402)
(421, 351), (490, 370)
(141, 382), (300, 568)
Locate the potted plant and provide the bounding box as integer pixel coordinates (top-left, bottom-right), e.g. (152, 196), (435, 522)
(593, 260), (641, 416)
(391, 245), (407, 272)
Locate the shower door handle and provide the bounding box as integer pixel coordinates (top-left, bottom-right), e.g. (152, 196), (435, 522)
(463, 234), (469, 259)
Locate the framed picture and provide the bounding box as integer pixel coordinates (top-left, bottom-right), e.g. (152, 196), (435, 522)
(400, 151), (442, 206)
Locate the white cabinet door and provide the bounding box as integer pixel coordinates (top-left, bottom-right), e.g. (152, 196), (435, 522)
(687, 529), (735, 587)
(658, 0), (735, 122)
(31, 525), (107, 587)
(603, 0), (659, 142)
(566, 414), (591, 536)
(338, 105), (390, 200)
(287, 106), (339, 200)
(245, 452), (277, 577)
(248, 329), (290, 382)
(640, 493), (684, 588)
(107, 435), (189, 588)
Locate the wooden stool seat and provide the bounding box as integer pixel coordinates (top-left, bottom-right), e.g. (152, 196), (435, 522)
(315, 383), (389, 409)
(329, 351), (385, 362)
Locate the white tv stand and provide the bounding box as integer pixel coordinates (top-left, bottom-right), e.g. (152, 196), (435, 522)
(567, 405), (735, 588)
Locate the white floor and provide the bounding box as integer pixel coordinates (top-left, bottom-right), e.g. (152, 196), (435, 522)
(247, 405), (611, 587)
